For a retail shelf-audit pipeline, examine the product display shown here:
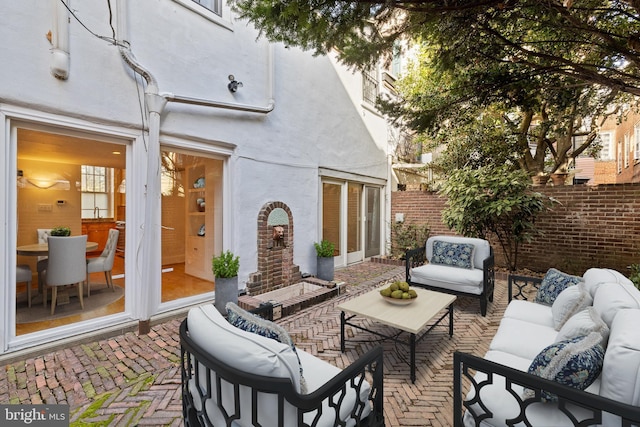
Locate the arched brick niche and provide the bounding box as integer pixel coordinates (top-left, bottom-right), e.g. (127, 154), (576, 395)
(247, 202), (301, 295)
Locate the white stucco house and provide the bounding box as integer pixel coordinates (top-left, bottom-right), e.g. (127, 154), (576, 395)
(0, 0), (396, 356)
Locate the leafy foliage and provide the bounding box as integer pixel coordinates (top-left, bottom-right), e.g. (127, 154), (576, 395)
(390, 221), (431, 259)
(231, 1), (640, 96)
(212, 250), (240, 278)
(50, 226), (71, 236)
(629, 264), (640, 290)
(314, 239), (336, 257)
(440, 164), (552, 271)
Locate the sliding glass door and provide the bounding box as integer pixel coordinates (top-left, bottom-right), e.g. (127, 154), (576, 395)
(321, 180), (381, 266)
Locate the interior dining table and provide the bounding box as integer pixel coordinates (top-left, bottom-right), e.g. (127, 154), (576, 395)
(16, 241), (99, 256)
(16, 241), (99, 301)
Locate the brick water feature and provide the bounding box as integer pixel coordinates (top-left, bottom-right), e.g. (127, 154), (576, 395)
(242, 201), (338, 318)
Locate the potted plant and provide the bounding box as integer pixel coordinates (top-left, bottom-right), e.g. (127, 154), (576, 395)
(50, 226), (71, 236)
(212, 250), (240, 315)
(314, 239), (335, 281)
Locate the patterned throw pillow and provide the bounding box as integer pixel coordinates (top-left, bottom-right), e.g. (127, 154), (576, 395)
(226, 302), (307, 393)
(534, 268), (583, 306)
(523, 332), (604, 402)
(431, 240), (475, 269)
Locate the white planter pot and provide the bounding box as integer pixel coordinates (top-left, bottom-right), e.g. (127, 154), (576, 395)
(214, 276), (238, 315)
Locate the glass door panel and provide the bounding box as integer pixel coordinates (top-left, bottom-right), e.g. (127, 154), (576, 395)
(346, 183), (362, 264)
(321, 183), (341, 256)
(160, 150), (223, 302)
(365, 186), (381, 258)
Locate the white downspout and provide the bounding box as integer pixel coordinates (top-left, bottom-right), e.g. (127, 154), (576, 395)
(51, 0), (71, 79)
(116, 0), (163, 331)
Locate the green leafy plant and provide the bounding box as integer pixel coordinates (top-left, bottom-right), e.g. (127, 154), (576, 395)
(390, 221), (430, 259)
(50, 226), (71, 236)
(314, 240), (335, 257)
(440, 164), (554, 271)
(212, 250), (239, 278)
(629, 264), (640, 290)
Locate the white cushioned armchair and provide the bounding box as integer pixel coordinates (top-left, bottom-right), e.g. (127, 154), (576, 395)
(180, 304), (384, 427)
(406, 235), (495, 316)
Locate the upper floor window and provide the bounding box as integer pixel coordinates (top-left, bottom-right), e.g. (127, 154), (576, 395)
(617, 141), (622, 173)
(624, 133), (630, 168)
(597, 131), (614, 160)
(192, 0), (221, 16)
(362, 67), (379, 105)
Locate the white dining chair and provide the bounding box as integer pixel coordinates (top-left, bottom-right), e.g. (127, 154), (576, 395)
(16, 264), (33, 308)
(86, 229), (119, 296)
(44, 235), (87, 315)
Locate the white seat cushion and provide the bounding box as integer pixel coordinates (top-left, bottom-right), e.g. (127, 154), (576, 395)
(410, 264), (483, 295)
(502, 300), (554, 328)
(489, 317), (558, 360)
(297, 350), (372, 426)
(464, 350), (598, 427)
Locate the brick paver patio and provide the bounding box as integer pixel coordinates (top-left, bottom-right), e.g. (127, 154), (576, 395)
(0, 262), (509, 426)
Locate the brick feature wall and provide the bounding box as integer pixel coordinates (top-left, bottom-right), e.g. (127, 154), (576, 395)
(392, 183), (640, 275)
(247, 202), (302, 295)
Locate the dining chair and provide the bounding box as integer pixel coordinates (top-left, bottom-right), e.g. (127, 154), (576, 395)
(16, 264), (33, 308)
(86, 229), (119, 297)
(36, 228), (52, 292)
(44, 235), (87, 315)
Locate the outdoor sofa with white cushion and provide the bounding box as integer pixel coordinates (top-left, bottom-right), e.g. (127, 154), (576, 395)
(453, 267), (640, 426)
(180, 303), (384, 427)
(406, 235), (495, 316)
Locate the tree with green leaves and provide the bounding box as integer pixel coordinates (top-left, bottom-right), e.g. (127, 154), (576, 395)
(231, 1), (640, 96)
(380, 44), (624, 177)
(232, 1), (637, 176)
(440, 164), (552, 271)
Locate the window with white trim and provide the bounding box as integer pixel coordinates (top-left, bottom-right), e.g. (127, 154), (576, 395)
(597, 131), (614, 160)
(617, 141), (622, 173)
(624, 133), (630, 168)
(81, 165), (113, 219)
(191, 0), (221, 15)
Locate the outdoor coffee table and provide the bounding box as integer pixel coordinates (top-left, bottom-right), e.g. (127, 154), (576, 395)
(338, 287), (456, 383)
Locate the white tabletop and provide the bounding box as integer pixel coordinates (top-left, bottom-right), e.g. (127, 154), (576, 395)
(337, 287), (456, 335)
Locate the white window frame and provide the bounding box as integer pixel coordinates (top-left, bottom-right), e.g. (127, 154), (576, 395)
(617, 141), (622, 173)
(172, 0), (233, 29)
(624, 133), (630, 168)
(597, 131), (614, 160)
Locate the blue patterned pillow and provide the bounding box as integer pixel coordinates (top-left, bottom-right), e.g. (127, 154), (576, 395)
(523, 332), (604, 402)
(226, 302), (307, 393)
(431, 240), (475, 269)
(534, 268), (583, 306)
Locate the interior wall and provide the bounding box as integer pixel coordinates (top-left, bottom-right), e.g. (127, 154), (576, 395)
(16, 159), (82, 268)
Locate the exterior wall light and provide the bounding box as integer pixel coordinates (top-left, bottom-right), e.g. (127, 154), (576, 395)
(228, 75), (243, 92)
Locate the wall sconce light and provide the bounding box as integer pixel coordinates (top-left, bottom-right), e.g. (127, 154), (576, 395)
(228, 74), (243, 92)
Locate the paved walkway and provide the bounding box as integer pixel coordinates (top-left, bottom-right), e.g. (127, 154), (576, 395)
(0, 262), (510, 426)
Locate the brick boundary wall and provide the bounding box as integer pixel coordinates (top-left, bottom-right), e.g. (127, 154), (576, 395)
(391, 183), (640, 276)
